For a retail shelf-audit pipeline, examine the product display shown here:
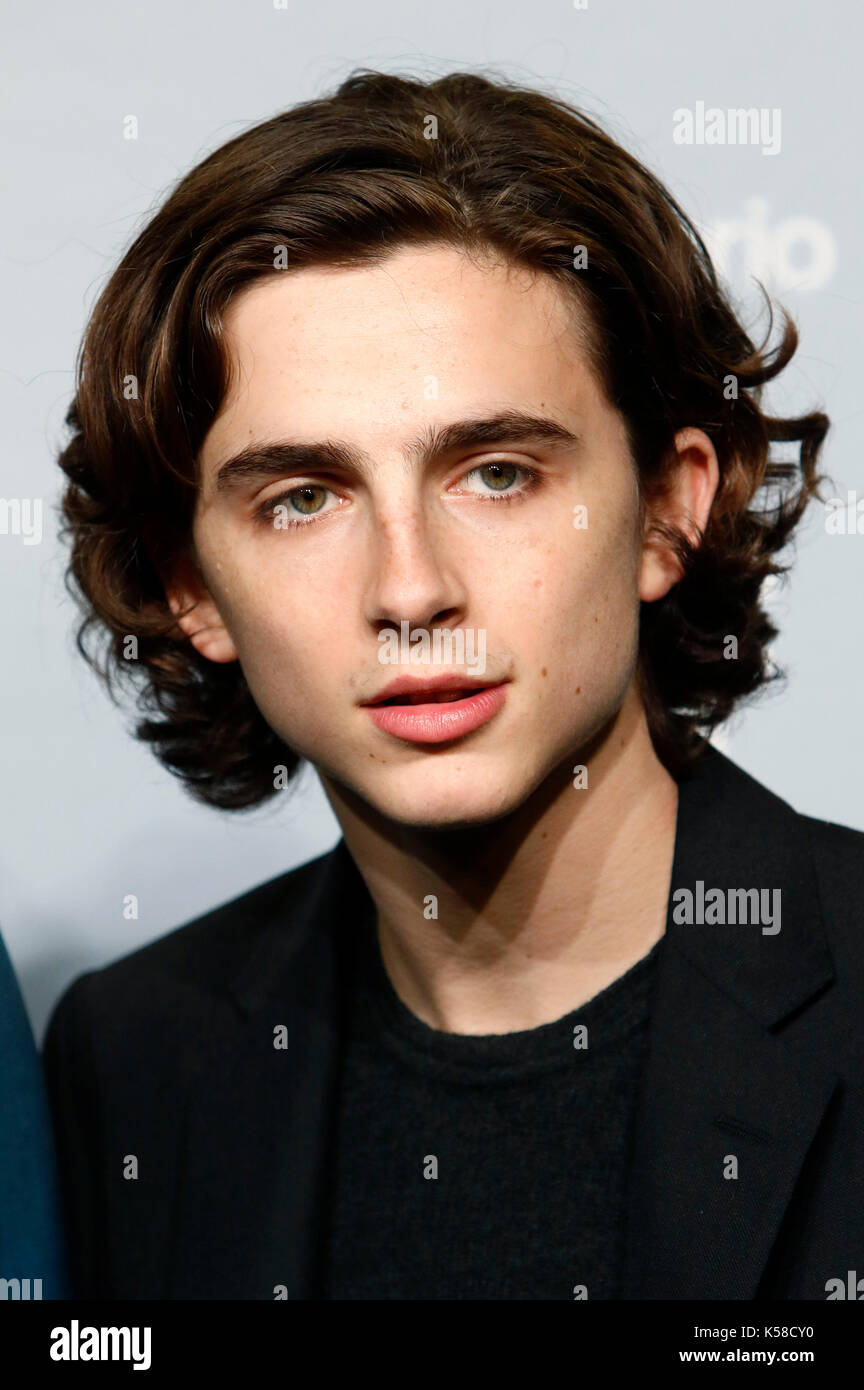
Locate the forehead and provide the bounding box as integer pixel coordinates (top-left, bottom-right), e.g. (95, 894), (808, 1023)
(199, 243), (604, 471)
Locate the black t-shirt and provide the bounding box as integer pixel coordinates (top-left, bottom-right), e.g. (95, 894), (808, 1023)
(322, 908), (662, 1300)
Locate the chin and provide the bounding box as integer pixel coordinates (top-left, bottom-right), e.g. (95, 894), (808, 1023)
(362, 763), (542, 831)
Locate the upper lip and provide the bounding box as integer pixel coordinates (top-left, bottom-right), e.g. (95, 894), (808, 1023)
(361, 674), (505, 706)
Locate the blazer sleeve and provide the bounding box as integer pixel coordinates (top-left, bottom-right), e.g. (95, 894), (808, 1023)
(41, 974), (103, 1299)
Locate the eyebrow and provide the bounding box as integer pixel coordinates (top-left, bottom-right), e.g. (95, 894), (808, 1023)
(211, 410), (582, 494)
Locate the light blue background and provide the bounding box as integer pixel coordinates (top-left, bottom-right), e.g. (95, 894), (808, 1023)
(1, 0), (860, 1040)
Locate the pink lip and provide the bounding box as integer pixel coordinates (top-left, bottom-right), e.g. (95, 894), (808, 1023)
(364, 672), (500, 704)
(364, 684), (508, 744)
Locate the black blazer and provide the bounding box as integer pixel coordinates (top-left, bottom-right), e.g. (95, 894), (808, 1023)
(43, 746), (864, 1300)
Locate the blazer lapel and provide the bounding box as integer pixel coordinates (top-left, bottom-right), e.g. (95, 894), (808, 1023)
(167, 840), (367, 1299)
(622, 747), (839, 1299)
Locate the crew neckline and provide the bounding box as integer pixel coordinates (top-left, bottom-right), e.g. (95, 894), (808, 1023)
(353, 903), (664, 1083)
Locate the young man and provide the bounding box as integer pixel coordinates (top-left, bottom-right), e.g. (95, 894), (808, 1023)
(44, 69), (863, 1301)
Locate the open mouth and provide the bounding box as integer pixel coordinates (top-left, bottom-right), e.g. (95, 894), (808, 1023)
(375, 687), (486, 706)
(363, 680), (509, 743)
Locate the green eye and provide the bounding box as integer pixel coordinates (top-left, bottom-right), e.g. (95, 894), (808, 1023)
(475, 464), (522, 492)
(289, 486), (328, 515)
(255, 484), (338, 526)
(455, 460), (540, 505)
(477, 463), (519, 491)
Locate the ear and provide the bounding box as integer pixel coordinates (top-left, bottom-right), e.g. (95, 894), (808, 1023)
(638, 426), (720, 603)
(165, 551), (238, 664)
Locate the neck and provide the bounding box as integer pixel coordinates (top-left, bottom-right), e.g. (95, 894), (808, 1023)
(320, 688), (679, 1034)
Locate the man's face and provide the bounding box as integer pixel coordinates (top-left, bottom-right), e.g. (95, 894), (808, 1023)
(190, 243), (654, 828)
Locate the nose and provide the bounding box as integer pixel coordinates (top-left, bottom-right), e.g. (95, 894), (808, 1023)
(363, 491), (467, 637)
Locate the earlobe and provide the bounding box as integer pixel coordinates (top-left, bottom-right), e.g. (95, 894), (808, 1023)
(638, 427), (720, 604)
(165, 560), (238, 665)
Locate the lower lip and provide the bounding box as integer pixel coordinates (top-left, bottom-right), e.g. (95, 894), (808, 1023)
(364, 684), (508, 744)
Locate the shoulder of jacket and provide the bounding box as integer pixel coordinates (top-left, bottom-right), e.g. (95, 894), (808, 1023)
(796, 810), (864, 968)
(798, 809), (864, 873)
(43, 843), (341, 1045)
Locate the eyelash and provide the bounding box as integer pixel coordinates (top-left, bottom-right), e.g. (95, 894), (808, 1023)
(253, 463), (541, 527)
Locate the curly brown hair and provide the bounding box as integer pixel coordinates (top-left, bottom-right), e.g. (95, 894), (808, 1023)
(57, 68), (829, 810)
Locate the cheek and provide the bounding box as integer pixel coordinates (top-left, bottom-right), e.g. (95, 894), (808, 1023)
(224, 592), (341, 753)
(198, 543), (330, 702)
(520, 512), (641, 698)
(529, 504), (641, 630)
